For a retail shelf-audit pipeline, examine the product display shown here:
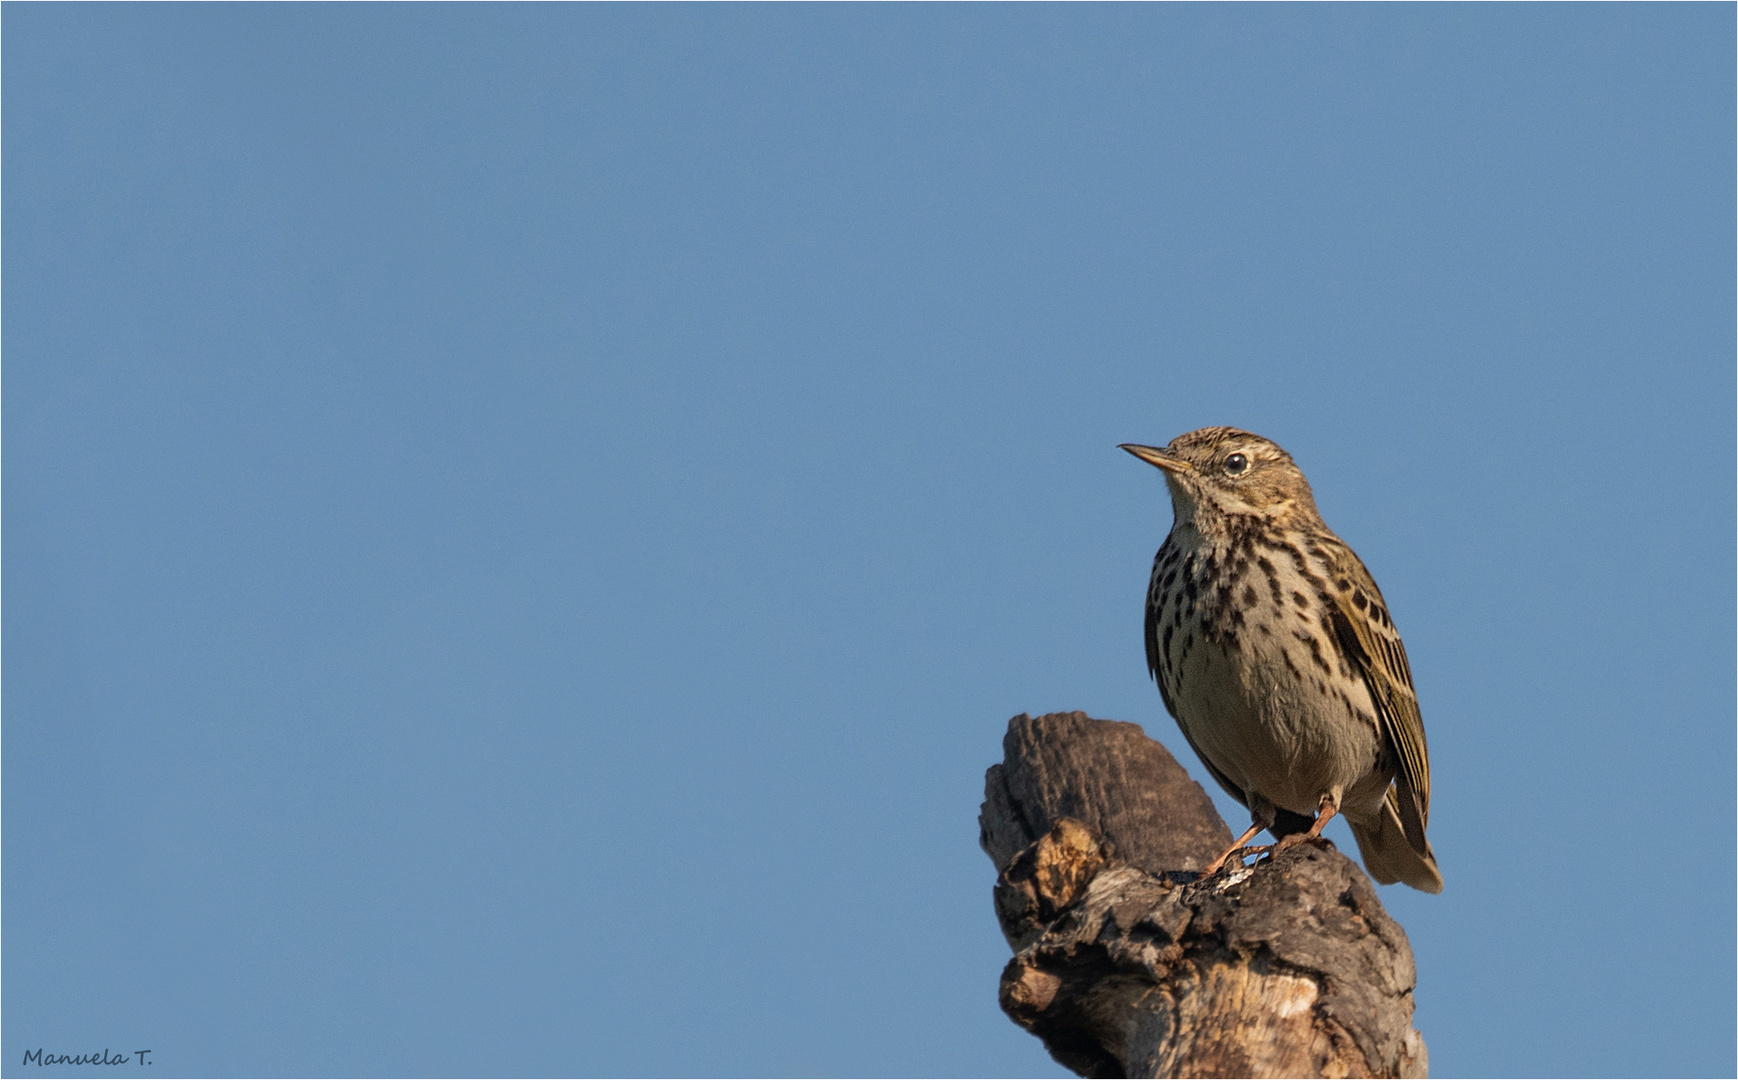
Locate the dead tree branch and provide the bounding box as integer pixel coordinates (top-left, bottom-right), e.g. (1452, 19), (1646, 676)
(979, 711), (1428, 1079)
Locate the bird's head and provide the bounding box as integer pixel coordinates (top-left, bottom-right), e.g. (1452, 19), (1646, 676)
(1120, 427), (1320, 528)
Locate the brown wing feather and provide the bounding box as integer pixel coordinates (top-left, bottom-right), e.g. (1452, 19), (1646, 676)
(1322, 546), (1432, 853)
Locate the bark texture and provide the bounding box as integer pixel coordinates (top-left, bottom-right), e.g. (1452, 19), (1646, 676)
(980, 712), (1427, 1079)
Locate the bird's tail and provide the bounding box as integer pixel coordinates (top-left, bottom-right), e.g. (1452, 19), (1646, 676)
(1349, 789), (1443, 894)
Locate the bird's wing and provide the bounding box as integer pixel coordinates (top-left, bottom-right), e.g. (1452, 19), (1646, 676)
(1321, 544), (1432, 853)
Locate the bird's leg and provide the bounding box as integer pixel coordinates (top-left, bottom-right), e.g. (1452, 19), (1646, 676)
(1199, 820), (1271, 878)
(1272, 790), (1341, 855)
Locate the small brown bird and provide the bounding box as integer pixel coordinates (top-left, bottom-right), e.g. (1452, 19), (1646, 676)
(1121, 427), (1442, 893)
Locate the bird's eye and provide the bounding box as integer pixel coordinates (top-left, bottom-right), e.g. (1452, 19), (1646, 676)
(1224, 453), (1249, 475)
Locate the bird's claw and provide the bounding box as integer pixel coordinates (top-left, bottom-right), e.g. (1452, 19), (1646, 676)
(1268, 833), (1335, 858)
(1195, 843), (1266, 881)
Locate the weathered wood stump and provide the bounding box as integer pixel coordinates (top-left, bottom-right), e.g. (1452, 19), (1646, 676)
(980, 712), (1428, 1079)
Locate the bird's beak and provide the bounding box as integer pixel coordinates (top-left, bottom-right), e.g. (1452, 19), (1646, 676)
(1119, 443), (1193, 474)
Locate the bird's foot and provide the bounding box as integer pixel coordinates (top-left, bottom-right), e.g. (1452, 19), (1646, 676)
(1198, 844), (1271, 880)
(1231, 843), (1274, 864)
(1268, 832), (1334, 858)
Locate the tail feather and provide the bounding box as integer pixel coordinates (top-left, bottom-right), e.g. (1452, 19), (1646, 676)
(1350, 794), (1443, 894)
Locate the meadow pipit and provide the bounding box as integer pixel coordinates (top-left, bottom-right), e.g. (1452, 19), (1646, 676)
(1121, 427), (1442, 893)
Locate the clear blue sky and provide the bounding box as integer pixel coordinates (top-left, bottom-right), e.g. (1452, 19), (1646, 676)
(5, 6), (1732, 1078)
